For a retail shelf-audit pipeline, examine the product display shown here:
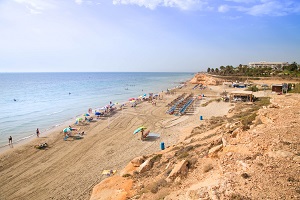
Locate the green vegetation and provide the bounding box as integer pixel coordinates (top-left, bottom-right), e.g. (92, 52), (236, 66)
(290, 83), (300, 93)
(246, 85), (259, 92)
(207, 62), (300, 77)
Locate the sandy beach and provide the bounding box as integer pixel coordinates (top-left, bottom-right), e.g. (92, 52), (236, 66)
(0, 79), (232, 200)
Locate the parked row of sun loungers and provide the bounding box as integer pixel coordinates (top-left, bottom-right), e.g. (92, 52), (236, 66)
(179, 98), (194, 115)
(166, 93), (186, 107)
(172, 93), (194, 115)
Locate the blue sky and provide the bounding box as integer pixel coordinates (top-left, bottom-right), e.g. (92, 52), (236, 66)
(0, 0), (299, 72)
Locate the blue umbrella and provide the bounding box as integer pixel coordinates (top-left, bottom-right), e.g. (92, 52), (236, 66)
(133, 126), (146, 135)
(84, 113), (90, 116)
(95, 112), (101, 116)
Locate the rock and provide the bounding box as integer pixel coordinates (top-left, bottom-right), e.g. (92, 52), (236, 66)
(222, 137), (227, 147)
(120, 162), (138, 177)
(268, 104), (279, 108)
(225, 123), (231, 129)
(293, 156), (300, 163)
(166, 160), (189, 182)
(268, 150), (294, 158)
(208, 187), (220, 200)
(131, 156), (146, 167)
(231, 128), (241, 138)
(226, 152), (233, 157)
(138, 159), (153, 173)
(208, 144), (223, 155)
(174, 177), (181, 184)
(90, 176), (133, 200)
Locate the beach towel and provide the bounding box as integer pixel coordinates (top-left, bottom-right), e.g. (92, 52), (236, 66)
(102, 170), (117, 176)
(148, 133), (160, 137)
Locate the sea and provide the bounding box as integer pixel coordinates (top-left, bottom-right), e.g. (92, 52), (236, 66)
(0, 72), (193, 148)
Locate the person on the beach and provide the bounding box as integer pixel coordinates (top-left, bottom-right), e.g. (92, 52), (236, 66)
(36, 128), (40, 137)
(8, 136), (12, 144)
(140, 129), (150, 141)
(141, 129), (144, 140)
(69, 125), (77, 131)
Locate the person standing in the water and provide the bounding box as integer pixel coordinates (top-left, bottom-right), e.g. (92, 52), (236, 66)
(8, 136), (12, 144)
(36, 128), (40, 137)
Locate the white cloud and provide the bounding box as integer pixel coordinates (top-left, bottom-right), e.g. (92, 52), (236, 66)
(13, 0), (56, 14)
(236, 0), (300, 16)
(75, 0), (83, 5)
(112, 0), (205, 10)
(225, 0), (256, 3)
(218, 5), (230, 13)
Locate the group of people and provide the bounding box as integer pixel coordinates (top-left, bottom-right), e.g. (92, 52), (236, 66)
(8, 128), (40, 146)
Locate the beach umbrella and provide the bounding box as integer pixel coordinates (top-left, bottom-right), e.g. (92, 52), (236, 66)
(95, 112), (101, 116)
(63, 128), (71, 133)
(133, 126), (146, 135)
(128, 98), (135, 101)
(83, 113), (90, 116)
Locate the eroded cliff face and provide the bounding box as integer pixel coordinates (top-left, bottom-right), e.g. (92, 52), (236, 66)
(90, 94), (300, 200)
(190, 73), (218, 85)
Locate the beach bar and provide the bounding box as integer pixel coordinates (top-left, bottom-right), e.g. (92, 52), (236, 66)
(271, 84), (283, 93)
(230, 91), (254, 102)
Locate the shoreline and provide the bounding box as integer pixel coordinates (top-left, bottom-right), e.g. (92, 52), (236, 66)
(2, 73), (244, 200)
(2, 77), (216, 199)
(0, 75), (194, 155)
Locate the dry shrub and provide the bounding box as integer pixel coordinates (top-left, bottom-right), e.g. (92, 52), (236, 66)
(176, 145), (195, 159)
(150, 154), (162, 163)
(148, 180), (168, 194)
(156, 190), (170, 200)
(137, 188), (149, 196)
(187, 157), (198, 169)
(156, 178), (168, 188)
(241, 173), (250, 179)
(229, 193), (251, 200)
(178, 152), (189, 159)
(150, 185), (159, 194)
(122, 174), (132, 178)
(203, 164), (213, 173)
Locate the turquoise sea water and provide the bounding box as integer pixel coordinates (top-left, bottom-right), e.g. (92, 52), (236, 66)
(0, 72), (193, 147)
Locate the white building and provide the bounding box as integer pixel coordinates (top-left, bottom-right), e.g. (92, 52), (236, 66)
(249, 61), (289, 70)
